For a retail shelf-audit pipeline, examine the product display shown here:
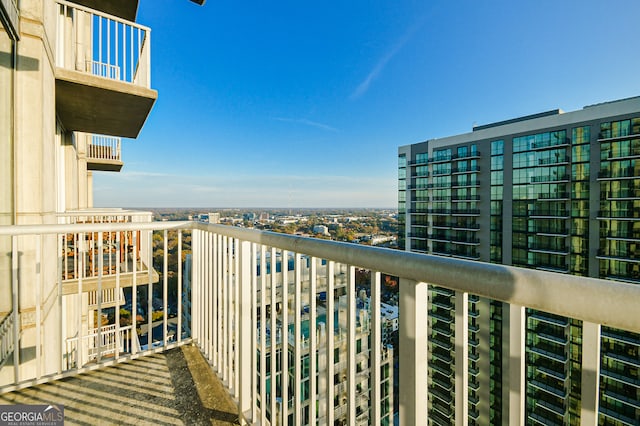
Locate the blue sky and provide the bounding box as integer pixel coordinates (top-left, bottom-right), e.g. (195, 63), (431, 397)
(94, 0), (640, 208)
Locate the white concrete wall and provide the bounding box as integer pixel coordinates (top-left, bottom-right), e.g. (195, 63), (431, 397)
(3, 0), (67, 383)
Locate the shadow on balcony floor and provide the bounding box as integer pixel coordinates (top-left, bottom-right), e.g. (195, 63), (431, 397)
(0, 345), (240, 425)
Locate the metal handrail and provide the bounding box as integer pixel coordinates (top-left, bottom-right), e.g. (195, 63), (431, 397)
(2, 220), (640, 334)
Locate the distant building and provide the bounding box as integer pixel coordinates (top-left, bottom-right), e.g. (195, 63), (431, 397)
(399, 96), (640, 425)
(312, 225), (330, 236)
(260, 260), (394, 425)
(194, 213), (220, 224)
(380, 302), (398, 346)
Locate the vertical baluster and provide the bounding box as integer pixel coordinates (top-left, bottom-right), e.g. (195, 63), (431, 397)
(35, 235), (42, 378)
(294, 253), (302, 425)
(12, 236), (19, 382)
(202, 230), (209, 359)
(97, 231), (104, 362)
(309, 257), (317, 426)
(131, 231), (138, 353)
(259, 245), (267, 425)
(326, 260), (335, 425)
(455, 291), (469, 424)
(238, 240), (252, 422)
(210, 231), (216, 362)
(281, 250), (289, 425)
(77, 232), (85, 369)
(177, 231), (182, 344)
(581, 321), (601, 425)
(399, 279), (429, 425)
(163, 230), (168, 347)
(250, 242), (258, 423)
(223, 236), (230, 383)
(234, 238), (240, 397)
(216, 234), (223, 371)
(147, 229), (153, 351)
(192, 230), (199, 349)
(508, 304), (525, 425)
(211, 231), (217, 367)
(269, 247), (277, 424)
(371, 272), (382, 425)
(115, 231), (121, 359)
(347, 265), (356, 425)
(58, 234), (64, 374)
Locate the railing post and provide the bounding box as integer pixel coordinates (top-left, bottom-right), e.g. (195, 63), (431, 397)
(11, 236), (20, 383)
(399, 279), (429, 425)
(238, 240), (253, 422)
(347, 265), (356, 425)
(507, 304), (525, 425)
(455, 291), (469, 425)
(580, 322), (601, 425)
(371, 272), (382, 425)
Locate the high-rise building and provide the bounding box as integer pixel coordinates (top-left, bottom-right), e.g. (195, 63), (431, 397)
(0, 0), (157, 383)
(398, 96), (640, 425)
(257, 257), (395, 425)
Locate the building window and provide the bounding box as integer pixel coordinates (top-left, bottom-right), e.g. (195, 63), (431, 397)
(491, 140), (504, 156)
(572, 126), (590, 144)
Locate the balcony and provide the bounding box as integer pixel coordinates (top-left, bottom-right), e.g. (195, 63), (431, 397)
(70, 0), (140, 20)
(538, 156), (568, 166)
(451, 165), (480, 174)
(598, 131), (640, 143)
(1, 220), (640, 425)
(531, 138), (570, 150)
(451, 151), (481, 160)
(606, 148), (640, 160)
(530, 174), (570, 183)
(87, 135), (123, 171)
(598, 168), (639, 180)
(529, 209), (570, 219)
(597, 210), (640, 220)
(603, 190), (640, 200)
(537, 192), (569, 201)
(55, 1), (157, 138)
(597, 249), (640, 263)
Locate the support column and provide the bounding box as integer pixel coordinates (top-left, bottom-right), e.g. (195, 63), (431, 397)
(237, 241), (253, 422)
(507, 304), (525, 426)
(580, 321), (601, 425)
(399, 279), (429, 425)
(455, 291), (469, 425)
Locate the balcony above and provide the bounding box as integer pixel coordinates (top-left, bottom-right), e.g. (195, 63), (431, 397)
(87, 135), (123, 171)
(70, 0), (139, 21)
(55, 1), (157, 138)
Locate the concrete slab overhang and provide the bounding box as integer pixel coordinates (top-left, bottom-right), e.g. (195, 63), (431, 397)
(61, 269), (160, 295)
(68, 0), (139, 21)
(87, 158), (124, 172)
(55, 67), (157, 138)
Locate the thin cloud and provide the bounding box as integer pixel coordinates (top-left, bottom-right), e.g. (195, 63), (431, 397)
(350, 19), (425, 100)
(273, 117), (338, 132)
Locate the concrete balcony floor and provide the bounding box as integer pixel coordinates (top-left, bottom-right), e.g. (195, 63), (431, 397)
(0, 346), (240, 425)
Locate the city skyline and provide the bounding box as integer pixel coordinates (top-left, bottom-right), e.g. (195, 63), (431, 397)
(94, 0), (640, 207)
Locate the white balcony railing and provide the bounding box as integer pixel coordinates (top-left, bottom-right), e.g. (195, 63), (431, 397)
(87, 135), (122, 162)
(57, 209), (153, 283)
(1, 221), (640, 425)
(55, 0), (151, 88)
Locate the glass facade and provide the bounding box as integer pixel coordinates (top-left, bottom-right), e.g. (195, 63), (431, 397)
(400, 103), (640, 425)
(597, 116), (640, 424)
(398, 155), (406, 250)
